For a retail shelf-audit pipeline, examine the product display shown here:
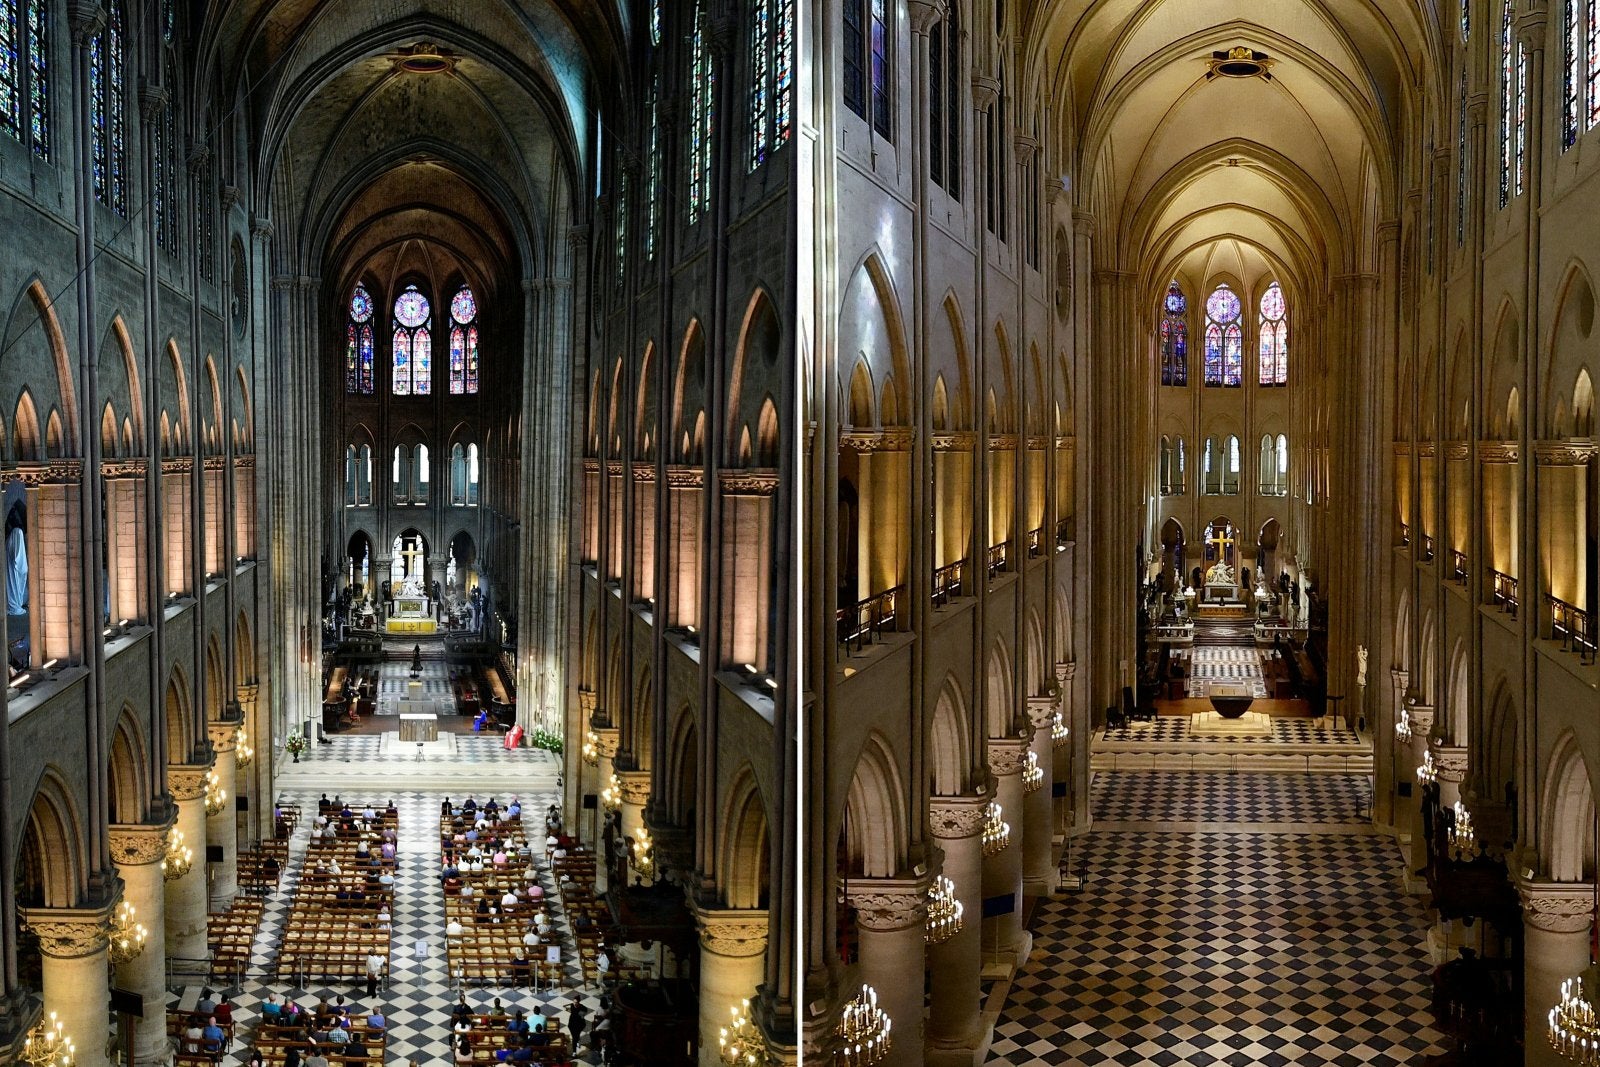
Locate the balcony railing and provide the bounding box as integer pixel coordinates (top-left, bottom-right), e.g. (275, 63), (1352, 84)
(1548, 595), (1597, 661)
(932, 561), (966, 606)
(1450, 550), (1468, 584)
(1400, 522), (1410, 546)
(1055, 517), (1074, 546)
(1421, 534), (1435, 562)
(1490, 571), (1519, 618)
(988, 542), (1009, 578)
(1027, 527), (1044, 559)
(837, 586), (905, 658)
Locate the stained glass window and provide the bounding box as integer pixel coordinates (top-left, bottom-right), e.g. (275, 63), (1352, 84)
(1500, 1), (1514, 208)
(1204, 284), (1242, 387)
(776, 0), (793, 142)
(651, 0), (661, 47)
(930, 6), (961, 198)
(392, 285), (431, 396)
(1515, 39), (1526, 196)
(1566, 0), (1581, 149)
(1463, 0), (1471, 40)
(688, 5), (715, 225)
(1588, 0), (1600, 128)
(870, 0), (890, 138)
(155, 103), (179, 254)
(647, 77), (660, 260)
(91, 1), (127, 215)
(750, 0), (770, 170)
(843, 0), (865, 119)
(615, 171), (627, 289)
(1160, 282), (1188, 386)
(1258, 282), (1287, 386)
(449, 286), (479, 395)
(0, 0), (49, 157)
(1456, 68), (1467, 245)
(347, 284), (375, 395)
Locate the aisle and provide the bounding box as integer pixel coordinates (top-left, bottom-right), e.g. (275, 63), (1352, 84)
(211, 790), (604, 1066)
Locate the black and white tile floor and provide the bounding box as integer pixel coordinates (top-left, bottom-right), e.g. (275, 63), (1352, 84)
(202, 789), (604, 1066)
(1187, 647), (1269, 699)
(1099, 718), (1360, 747)
(1091, 771), (1372, 826)
(991, 772), (1444, 1065)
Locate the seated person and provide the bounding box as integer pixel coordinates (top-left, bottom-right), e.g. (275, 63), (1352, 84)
(507, 1011), (529, 1034)
(366, 1011), (385, 1030)
(182, 1021), (205, 1052)
(528, 1010), (546, 1032)
(509, 1041), (534, 1062)
(507, 797), (522, 818)
(446, 918), (465, 938)
(501, 889), (519, 909)
(201, 1017), (226, 1052)
(197, 989), (219, 1015)
(327, 1023), (350, 1045)
(527, 1028), (550, 1048)
(453, 1034), (474, 1066)
(214, 999), (234, 1025)
(509, 953), (531, 987)
(262, 994), (284, 1021)
(344, 1036), (368, 1059)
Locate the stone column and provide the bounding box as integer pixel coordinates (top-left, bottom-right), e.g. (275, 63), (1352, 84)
(1432, 743), (1469, 810)
(1517, 878), (1595, 1067)
(617, 770), (651, 881)
(982, 739), (1029, 968)
(22, 906), (113, 1067)
(237, 682), (266, 846)
(694, 909), (769, 1067)
(110, 821), (173, 1063)
(927, 797), (988, 1064)
(1404, 703), (1435, 873)
(165, 766), (210, 965)
(1022, 698), (1057, 897)
(847, 879), (927, 1067)
(206, 721), (240, 907)
(590, 725), (619, 892)
(1052, 662), (1077, 838)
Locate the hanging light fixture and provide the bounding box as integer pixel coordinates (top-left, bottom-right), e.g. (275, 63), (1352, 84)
(107, 900), (148, 964)
(718, 998), (765, 1066)
(1051, 711), (1069, 748)
(203, 770), (227, 816)
(161, 827), (193, 881)
(600, 774), (622, 814)
(631, 827), (656, 881)
(924, 875), (963, 945)
(21, 1011), (74, 1067)
(1548, 815), (1600, 1064)
(1022, 751), (1044, 793)
(1416, 750), (1438, 785)
(581, 730), (601, 767)
(1394, 707), (1413, 743)
(982, 801), (1010, 856)
(234, 724), (254, 769)
(833, 984), (891, 1066)
(1445, 801), (1480, 862)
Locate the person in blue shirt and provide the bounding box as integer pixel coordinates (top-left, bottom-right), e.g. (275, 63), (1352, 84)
(506, 1011), (528, 1034)
(200, 1018), (226, 1052)
(528, 1010), (546, 1032)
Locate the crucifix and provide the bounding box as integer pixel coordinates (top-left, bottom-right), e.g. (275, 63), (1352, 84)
(398, 536), (425, 582)
(1206, 523), (1234, 566)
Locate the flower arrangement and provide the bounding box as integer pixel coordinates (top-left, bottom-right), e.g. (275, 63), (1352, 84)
(285, 734), (309, 760)
(531, 729), (563, 755)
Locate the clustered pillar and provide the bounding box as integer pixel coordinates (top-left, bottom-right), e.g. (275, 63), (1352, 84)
(207, 722), (241, 908)
(110, 821), (173, 1064)
(694, 909), (769, 1067)
(22, 906), (115, 1067)
(846, 879), (927, 1067)
(926, 796), (989, 1064)
(1517, 878), (1595, 1067)
(982, 738), (1030, 969)
(164, 766), (211, 964)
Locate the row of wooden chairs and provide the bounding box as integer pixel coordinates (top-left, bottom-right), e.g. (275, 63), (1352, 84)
(249, 1020), (386, 1067)
(208, 898), (264, 979)
(169, 1010), (236, 1061)
(275, 803), (394, 983)
(552, 852), (610, 984)
(454, 1019), (572, 1065)
(238, 841), (289, 893)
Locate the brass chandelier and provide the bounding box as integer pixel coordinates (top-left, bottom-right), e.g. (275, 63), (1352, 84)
(981, 802), (1010, 856)
(924, 875), (963, 945)
(161, 826), (193, 881)
(107, 900), (148, 964)
(833, 984), (891, 1066)
(22, 1011), (74, 1067)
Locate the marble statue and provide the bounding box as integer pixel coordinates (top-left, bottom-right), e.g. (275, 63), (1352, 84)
(1205, 561), (1234, 585)
(1356, 645), (1368, 687)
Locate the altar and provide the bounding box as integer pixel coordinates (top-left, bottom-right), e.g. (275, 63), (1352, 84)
(386, 575), (437, 634)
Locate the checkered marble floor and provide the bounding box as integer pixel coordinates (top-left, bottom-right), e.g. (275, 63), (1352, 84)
(1100, 717), (1361, 746)
(1187, 646), (1269, 698)
(194, 789), (606, 1066)
(311, 732), (542, 764)
(376, 661), (452, 709)
(1091, 771), (1371, 824)
(990, 831), (1446, 1065)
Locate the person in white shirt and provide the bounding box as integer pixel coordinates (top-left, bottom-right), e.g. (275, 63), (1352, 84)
(500, 890), (519, 909)
(522, 928), (540, 948)
(460, 884), (475, 899)
(446, 918), (464, 937)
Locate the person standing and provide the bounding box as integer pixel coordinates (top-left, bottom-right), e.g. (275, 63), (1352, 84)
(568, 1000), (588, 1053)
(365, 950), (385, 997)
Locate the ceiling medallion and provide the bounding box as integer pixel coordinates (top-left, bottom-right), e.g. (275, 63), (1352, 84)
(1206, 46), (1274, 81)
(397, 44), (453, 75)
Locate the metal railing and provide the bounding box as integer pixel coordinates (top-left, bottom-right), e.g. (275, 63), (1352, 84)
(836, 586), (905, 657)
(1027, 527), (1044, 559)
(1421, 534), (1435, 562)
(988, 542), (1010, 578)
(932, 561), (967, 606)
(1548, 595), (1597, 661)
(1056, 517), (1074, 546)
(1490, 570), (1519, 618)
(1450, 550), (1468, 584)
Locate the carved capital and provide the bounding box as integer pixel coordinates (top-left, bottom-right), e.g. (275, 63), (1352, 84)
(617, 770), (652, 807)
(207, 721), (237, 752)
(971, 75), (1000, 109)
(1390, 667), (1410, 690)
(109, 819), (175, 867)
(720, 470), (780, 496)
(67, 1), (106, 45)
(591, 726), (620, 759)
(1405, 705), (1435, 736)
(839, 429), (914, 454)
(236, 683), (259, 704)
(1429, 743), (1469, 782)
(1025, 696), (1058, 731)
(1517, 879), (1596, 933)
(986, 737), (1030, 777)
(931, 431), (976, 452)
(695, 908), (769, 957)
(929, 795), (988, 839)
(1535, 439), (1599, 466)
(21, 906), (112, 959)
(1480, 440), (1520, 464)
(138, 83), (170, 121)
(846, 878), (927, 932)
(1054, 661), (1077, 686)
(168, 765), (211, 801)
(578, 688), (597, 715)
(907, 0), (947, 34)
